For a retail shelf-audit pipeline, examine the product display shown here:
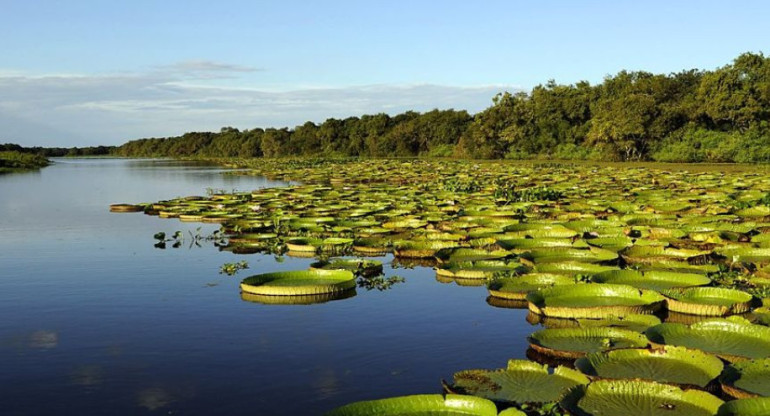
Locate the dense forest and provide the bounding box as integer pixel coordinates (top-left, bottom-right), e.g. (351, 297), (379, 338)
(11, 52), (770, 162)
(0, 143), (114, 157)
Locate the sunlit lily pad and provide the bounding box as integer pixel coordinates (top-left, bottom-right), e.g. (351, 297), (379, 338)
(526, 284), (665, 318)
(325, 394), (498, 416)
(661, 287), (756, 316)
(720, 358), (770, 399)
(646, 318), (770, 361)
(575, 346), (723, 388)
(528, 327), (649, 359)
(240, 269), (356, 296)
(448, 360), (588, 404)
(590, 269), (711, 290)
(560, 379), (723, 416)
(717, 397), (770, 416)
(488, 274), (575, 300)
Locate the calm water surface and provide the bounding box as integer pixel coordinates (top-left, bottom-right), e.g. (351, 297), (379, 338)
(0, 159), (532, 415)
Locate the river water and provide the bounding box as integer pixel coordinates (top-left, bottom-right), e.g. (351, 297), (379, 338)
(0, 158), (531, 415)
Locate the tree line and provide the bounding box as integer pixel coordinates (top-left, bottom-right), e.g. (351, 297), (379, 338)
(0, 143), (114, 157)
(11, 52), (770, 162)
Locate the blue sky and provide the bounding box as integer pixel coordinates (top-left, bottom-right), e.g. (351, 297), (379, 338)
(1, 0), (767, 146)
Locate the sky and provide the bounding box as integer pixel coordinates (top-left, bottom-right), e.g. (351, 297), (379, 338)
(1, 0), (768, 147)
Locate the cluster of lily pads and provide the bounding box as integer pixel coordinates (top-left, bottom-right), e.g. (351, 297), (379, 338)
(112, 159), (770, 415)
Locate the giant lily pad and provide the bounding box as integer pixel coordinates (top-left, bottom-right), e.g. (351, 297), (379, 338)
(519, 247), (618, 264)
(528, 327), (649, 359)
(533, 262), (620, 275)
(590, 269), (711, 291)
(240, 269), (356, 296)
(646, 318), (770, 361)
(575, 346), (724, 388)
(324, 394), (498, 416)
(488, 274), (575, 300)
(449, 360), (588, 404)
(310, 258), (383, 277)
(526, 284), (665, 318)
(437, 260), (525, 280)
(526, 314), (662, 332)
(560, 379), (723, 416)
(717, 398), (770, 416)
(720, 358), (770, 399)
(393, 240), (463, 258)
(661, 287), (756, 316)
(434, 248), (513, 263)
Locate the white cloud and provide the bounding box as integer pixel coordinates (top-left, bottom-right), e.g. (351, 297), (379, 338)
(0, 62), (518, 147)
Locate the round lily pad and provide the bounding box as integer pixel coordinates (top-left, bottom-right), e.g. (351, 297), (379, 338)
(310, 258), (383, 276)
(449, 360), (589, 405)
(646, 318), (770, 361)
(720, 358), (770, 399)
(561, 379), (723, 416)
(661, 287), (756, 316)
(488, 274), (575, 300)
(590, 269), (711, 291)
(718, 398), (770, 416)
(324, 394), (498, 416)
(240, 269), (356, 296)
(526, 284), (665, 318)
(575, 346), (724, 388)
(528, 327), (649, 359)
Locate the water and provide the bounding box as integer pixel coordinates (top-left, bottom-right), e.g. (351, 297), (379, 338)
(0, 159), (532, 415)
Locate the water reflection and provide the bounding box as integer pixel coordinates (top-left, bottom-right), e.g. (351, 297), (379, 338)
(435, 274), (486, 287)
(486, 296), (529, 310)
(70, 364), (104, 386)
(0, 330), (59, 350)
(240, 290), (357, 306)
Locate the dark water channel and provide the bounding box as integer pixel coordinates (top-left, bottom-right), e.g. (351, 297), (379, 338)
(0, 158), (532, 415)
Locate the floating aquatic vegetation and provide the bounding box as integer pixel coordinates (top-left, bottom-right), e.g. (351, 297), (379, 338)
(115, 159), (770, 412)
(240, 269), (356, 296)
(527, 327), (649, 359)
(574, 345), (724, 388)
(720, 358), (770, 399)
(560, 379), (723, 416)
(661, 287), (757, 316)
(646, 318), (770, 361)
(324, 394), (498, 416)
(526, 284), (665, 318)
(447, 360), (588, 405)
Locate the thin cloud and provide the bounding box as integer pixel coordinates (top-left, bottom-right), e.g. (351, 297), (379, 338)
(0, 64), (518, 147)
(155, 60), (263, 80)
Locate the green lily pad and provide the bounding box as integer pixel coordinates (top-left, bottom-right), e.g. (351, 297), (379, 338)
(393, 240), (464, 258)
(721, 358), (770, 399)
(662, 287), (756, 316)
(591, 269), (711, 291)
(240, 269), (356, 296)
(310, 258), (383, 276)
(526, 284), (665, 318)
(435, 248), (513, 263)
(528, 327), (649, 359)
(437, 260), (525, 280)
(449, 360), (588, 405)
(560, 379), (723, 416)
(324, 394), (498, 416)
(718, 398), (770, 416)
(488, 274), (576, 300)
(646, 318), (770, 361)
(533, 262), (620, 275)
(519, 247), (618, 264)
(575, 346), (724, 388)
